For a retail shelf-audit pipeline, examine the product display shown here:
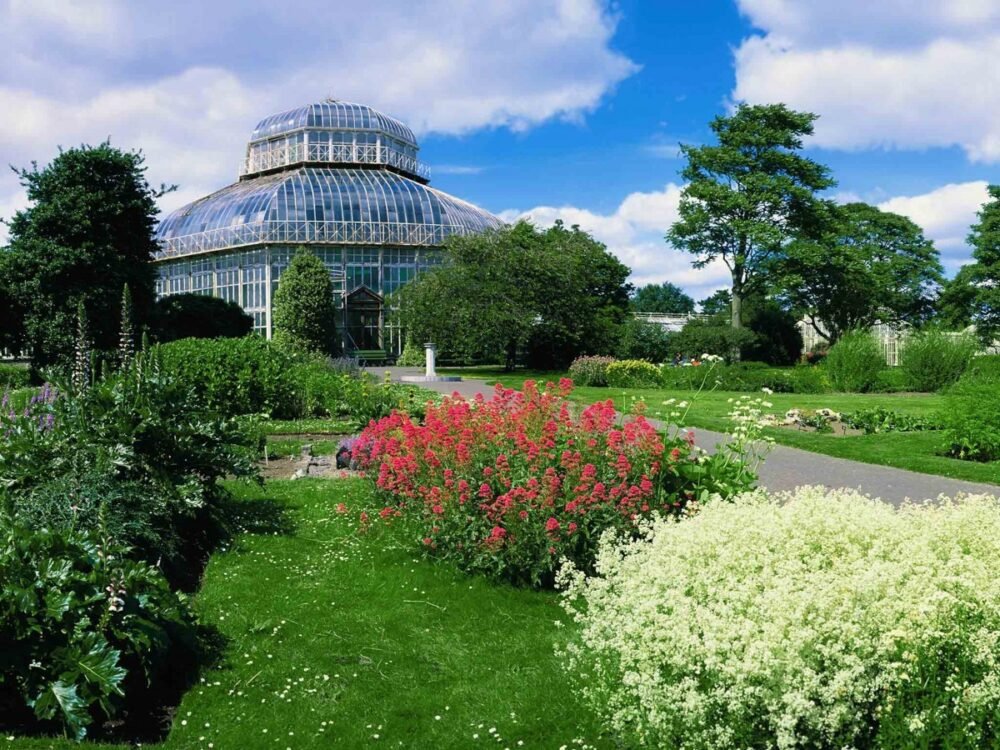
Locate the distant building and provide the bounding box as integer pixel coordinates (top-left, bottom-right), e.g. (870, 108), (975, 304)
(154, 100), (502, 353)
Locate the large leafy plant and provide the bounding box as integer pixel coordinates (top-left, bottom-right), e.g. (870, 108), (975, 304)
(0, 524), (198, 740)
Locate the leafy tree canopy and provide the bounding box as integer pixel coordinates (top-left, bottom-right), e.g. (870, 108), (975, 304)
(667, 103), (834, 331)
(779, 202), (943, 343)
(936, 264), (980, 331)
(395, 221), (632, 370)
(271, 249), (339, 356)
(631, 281), (695, 314)
(968, 184), (1000, 342)
(1, 142), (166, 369)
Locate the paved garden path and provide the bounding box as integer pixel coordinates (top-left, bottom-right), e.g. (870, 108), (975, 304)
(374, 367), (1000, 505)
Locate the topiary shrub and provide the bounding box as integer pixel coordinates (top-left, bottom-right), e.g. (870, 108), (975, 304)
(152, 293), (253, 342)
(605, 359), (661, 388)
(561, 487), (1000, 750)
(568, 355), (616, 387)
(271, 249), (339, 356)
(899, 330), (977, 392)
(825, 330), (885, 392)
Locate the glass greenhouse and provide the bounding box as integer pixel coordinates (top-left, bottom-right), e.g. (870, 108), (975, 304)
(154, 99), (502, 353)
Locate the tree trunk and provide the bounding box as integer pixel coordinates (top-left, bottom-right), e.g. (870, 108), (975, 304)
(730, 277), (743, 362)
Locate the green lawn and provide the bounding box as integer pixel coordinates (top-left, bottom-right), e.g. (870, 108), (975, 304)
(262, 418), (356, 435)
(443, 367), (1000, 486)
(265, 437), (339, 459)
(9, 479), (608, 749)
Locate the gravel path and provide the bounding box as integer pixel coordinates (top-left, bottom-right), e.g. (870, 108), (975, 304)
(375, 367), (1000, 505)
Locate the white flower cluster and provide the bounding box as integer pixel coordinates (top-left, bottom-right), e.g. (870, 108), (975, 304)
(558, 488), (1000, 749)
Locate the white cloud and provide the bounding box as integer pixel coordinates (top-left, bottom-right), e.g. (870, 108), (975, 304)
(878, 181), (990, 270)
(0, 0), (637, 241)
(504, 184), (730, 300)
(732, 0), (1000, 162)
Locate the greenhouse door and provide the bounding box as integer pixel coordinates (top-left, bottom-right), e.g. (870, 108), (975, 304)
(346, 287), (383, 351)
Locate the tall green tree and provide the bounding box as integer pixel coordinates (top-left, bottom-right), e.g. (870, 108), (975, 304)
(395, 221), (631, 370)
(779, 202), (943, 343)
(271, 249), (339, 356)
(667, 104), (834, 332)
(631, 281), (695, 314)
(3, 143), (166, 368)
(968, 184), (1000, 342)
(936, 264), (980, 331)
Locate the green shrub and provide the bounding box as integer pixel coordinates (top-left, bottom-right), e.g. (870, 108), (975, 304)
(871, 367), (910, 393)
(0, 523), (199, 740)
(955, 354), (1000, 387)
(825, 330), (886, 392)
(561, 488), (1000, 749)
(1, 361), (261, 588)
(271, 249), (339, 356)
(669, 319), (757, 363)
(787, 364), (831, 393)
(152, 293), (253, 342)
(156, 336), (300, 418)
(605, 359), (661, 388)
(0, 363), (30, 389)
(941, 382), (1000, 462)
(615, 318), (672, 363)
(397, 339), (424, 367)
(568, 356), (616, 387)
(899, 330), (977, 392)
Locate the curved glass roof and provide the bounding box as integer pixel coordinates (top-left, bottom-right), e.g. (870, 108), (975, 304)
(155, 167), (503, 259)
(250, 101), (416, 147)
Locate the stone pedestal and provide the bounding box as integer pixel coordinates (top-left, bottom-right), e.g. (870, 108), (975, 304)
(399, 341), (461, 383)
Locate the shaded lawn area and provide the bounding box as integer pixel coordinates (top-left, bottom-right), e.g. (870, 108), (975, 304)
(8, 479), (607, 749)
(443, 367), (1000, 486)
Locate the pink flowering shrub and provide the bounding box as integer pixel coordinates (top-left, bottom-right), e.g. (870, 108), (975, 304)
(355, 379), (739, 587)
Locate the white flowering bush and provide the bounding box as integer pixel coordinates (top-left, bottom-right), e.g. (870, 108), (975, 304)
(559, 487), (1000, 749)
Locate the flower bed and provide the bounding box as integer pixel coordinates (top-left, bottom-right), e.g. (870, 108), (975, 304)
(559, 487), (1000, 749)
(355, 380), (753, 587)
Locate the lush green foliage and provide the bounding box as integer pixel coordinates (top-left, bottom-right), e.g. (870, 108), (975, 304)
(845, 407), (938, 434)
(825, 330), (886, 392)
(0, 364), (30, 389)
(561, 488), (1000, 749)
(936, 264), (980, 330)
(781, 202), (943, 343)
(967, 185), (1000, 342)
(396, 221), (631, 369)
(0, 524), (199, 740)
(941, 358), (1000, 461)
(0, 143), (162, 368)
(667, 104), (834, 330)
(152, 293), (253, 343)
(669, 318), (757, 363)
(899, 329), (976, 392)
(630, 281), (694, 314)
(1, 364), (261, 588)
(605, 359), (661, 388)
(356, 382), (758, 588)
(615, 317), (673, 363)
(156, 336), (300, 419)
(567, 355), (615, 387)
(271, 249), (340, 356)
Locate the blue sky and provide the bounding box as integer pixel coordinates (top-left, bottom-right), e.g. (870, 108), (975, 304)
(1, 0), (998, 300)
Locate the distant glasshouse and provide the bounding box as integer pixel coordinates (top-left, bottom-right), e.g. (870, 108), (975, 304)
(154, 99), (502, 353)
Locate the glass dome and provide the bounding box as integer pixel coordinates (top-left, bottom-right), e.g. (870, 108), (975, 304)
(153, 99), (502, 352)
(155, 167), (503, 258)
(240, 99), (427, 181)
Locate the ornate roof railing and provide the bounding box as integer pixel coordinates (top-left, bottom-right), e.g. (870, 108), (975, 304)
(155, 219), (482, 260)
(239, 140), (430, 181)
